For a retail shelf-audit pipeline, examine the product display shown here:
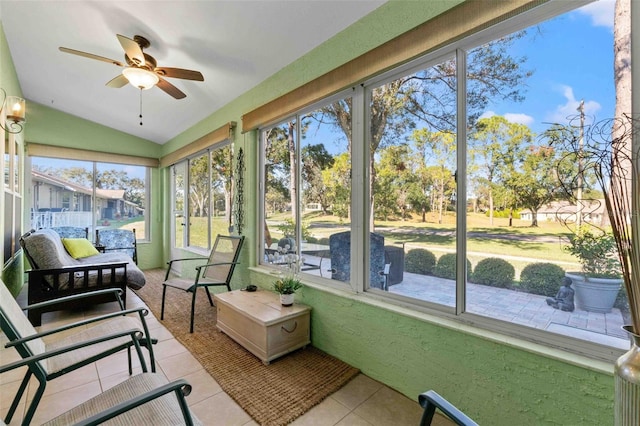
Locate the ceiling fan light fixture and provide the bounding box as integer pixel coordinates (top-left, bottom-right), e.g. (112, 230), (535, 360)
(122, 67), (159, 90)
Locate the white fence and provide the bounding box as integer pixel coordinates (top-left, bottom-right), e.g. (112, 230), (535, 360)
(31, 211), (93, 229)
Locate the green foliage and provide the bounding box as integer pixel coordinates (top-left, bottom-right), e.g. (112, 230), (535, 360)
(433, 253), (472, 280)
(276, 219), (311, 242)
(404, 249), (436, 275)
(471, 257), (515, 288)
(485, 209), (521, 219)
(273, 277), (302, 295)
(565, 230), (621, 278)
(519, 262), (565, 296)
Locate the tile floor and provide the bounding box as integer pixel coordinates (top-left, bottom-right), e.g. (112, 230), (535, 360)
(0, 288), (451, 426)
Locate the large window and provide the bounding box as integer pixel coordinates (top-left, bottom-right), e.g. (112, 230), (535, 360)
(171, 143), (232, 252)
(260, 1), (631, 357)
(30, 157), (149, 241)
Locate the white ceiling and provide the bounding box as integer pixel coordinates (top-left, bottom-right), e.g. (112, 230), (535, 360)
(1, 1), (386, 144)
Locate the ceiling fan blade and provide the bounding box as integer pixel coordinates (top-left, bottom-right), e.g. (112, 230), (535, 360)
(155, 67), (204, 81)
(117, 34), (145, 66)
(106, 74), (129, 88)
(59, 47), (124, 67)
(157, 77), (186, 99)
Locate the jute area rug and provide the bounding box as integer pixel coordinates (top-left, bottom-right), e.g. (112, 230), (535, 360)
(134, 269), (360, 426)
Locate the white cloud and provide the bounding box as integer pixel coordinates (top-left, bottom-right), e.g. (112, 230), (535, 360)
(477, 110), (533, 126)
(576, 0), (614, 31)
(504, 113), (534, 126)
(478, 110), (495, 120)
(546, 85), (601, 125)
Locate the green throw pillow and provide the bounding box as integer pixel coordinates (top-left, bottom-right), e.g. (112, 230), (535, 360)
(62, 238), (99, 259)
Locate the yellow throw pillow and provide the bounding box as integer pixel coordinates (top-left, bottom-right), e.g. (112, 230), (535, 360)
(62, 238), (99, 259)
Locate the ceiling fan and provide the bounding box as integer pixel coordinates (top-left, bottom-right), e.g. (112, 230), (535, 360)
(59, 34), (204, 99)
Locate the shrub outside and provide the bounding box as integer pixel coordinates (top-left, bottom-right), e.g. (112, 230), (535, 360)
(519, 262), (565, 296)
(404, 249), (436, 275)
(471, 257), (515, 288)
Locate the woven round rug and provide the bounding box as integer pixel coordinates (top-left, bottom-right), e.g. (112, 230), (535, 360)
(135, 269), (359, 426)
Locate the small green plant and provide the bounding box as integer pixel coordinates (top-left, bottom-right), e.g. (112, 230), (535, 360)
(404, 249), (436, 275)
(471, 257), (515, 288)
(519, 262), (566, 296)
(273, 277), (302, 295)
(565, 230), (621, 278)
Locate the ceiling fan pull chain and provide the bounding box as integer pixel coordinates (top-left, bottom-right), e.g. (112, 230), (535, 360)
(139, 88), (143, 126)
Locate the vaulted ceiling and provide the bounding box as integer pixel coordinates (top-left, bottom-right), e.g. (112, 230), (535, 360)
(1, 1), (386, 144)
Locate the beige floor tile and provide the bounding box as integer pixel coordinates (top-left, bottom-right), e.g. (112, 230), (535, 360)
(290, 397), (351, 426)
(1, 379), (25, 411)
(0, 348), (26, 386)
(180, 368), (223, 405)
(1, 403), (25, 426)
(147, 323), (175, 341)
(189, 392), (252, 426)
(157, 350), (202, 380)
(29, 380), (102, 425)
(95, 349), (145, 379)
(335, 412), (375, 426)
(352, 387), (423, 426)
(26, 362), (98, 400)
(99, 367), (144, 391)
(331, 373), (383, 410)
(153, 337), (188, 360)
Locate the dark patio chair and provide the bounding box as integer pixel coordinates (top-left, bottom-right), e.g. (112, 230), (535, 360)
(49, 226), (89, 239)
(0, 357), (200, 425)
(419, 390), (478, 426)
(96, 228), (138, 263)
(161, 234), (245, 333)
(0, 282), (156, 425)
(329, 231), (389, 290)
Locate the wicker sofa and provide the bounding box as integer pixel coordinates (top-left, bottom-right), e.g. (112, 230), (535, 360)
(20, 228), (146, 325)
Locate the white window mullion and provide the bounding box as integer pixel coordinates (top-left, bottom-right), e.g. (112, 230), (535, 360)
(456, 48), (467, 316)
(352, 85), (366, 293)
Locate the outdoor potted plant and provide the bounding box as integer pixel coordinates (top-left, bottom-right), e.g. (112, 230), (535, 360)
(273, 276), (302, 306)
(564, 229), (623, 313)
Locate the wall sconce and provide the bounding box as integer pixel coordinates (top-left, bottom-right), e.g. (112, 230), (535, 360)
(1, 88), (26, 134)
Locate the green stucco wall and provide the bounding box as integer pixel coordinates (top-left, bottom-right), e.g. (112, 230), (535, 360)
(3, 1), (617, 423)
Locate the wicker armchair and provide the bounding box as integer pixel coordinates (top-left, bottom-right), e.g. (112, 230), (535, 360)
(0, 282), (157, 425)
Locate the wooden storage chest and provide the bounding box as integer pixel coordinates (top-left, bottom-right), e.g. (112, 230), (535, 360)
(214, 289), (311, 364)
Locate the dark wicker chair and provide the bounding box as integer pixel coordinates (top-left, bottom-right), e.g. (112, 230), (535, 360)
(96, 228), (138, 263)
(329, 231), (389, 290)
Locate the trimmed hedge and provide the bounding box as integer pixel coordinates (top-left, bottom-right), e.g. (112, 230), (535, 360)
(404, 249), (436, 275)
(471, 257), (515, 288)
(519, 262), (565, 296)
(433, 253), (472, 280)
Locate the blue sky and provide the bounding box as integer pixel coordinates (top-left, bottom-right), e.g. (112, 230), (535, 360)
(480, 0), (616, 135)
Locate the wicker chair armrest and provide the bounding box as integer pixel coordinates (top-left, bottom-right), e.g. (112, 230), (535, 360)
(22, 288), (125, 311)
(167, 257), (206, 266)
(194, 261), (239, 271)
(75, 379), (195, 426)
(0, 328), (142, 373)
(6, 307), (149, 347)
(418, 390), (478, 426)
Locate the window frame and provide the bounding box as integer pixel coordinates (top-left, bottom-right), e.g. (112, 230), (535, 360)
(27, 155), (152, 242)
(257, 0), (626, 361)
(170, 140), (233, 254)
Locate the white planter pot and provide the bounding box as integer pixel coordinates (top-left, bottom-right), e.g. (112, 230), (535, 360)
(279, 293), (295, 307)
(565, 272), (622, 313)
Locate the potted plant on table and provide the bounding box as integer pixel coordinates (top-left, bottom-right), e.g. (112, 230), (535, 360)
(564, 229), (623, 313)
(270, 246), (303, 306)
(273, 277), (302, 307)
